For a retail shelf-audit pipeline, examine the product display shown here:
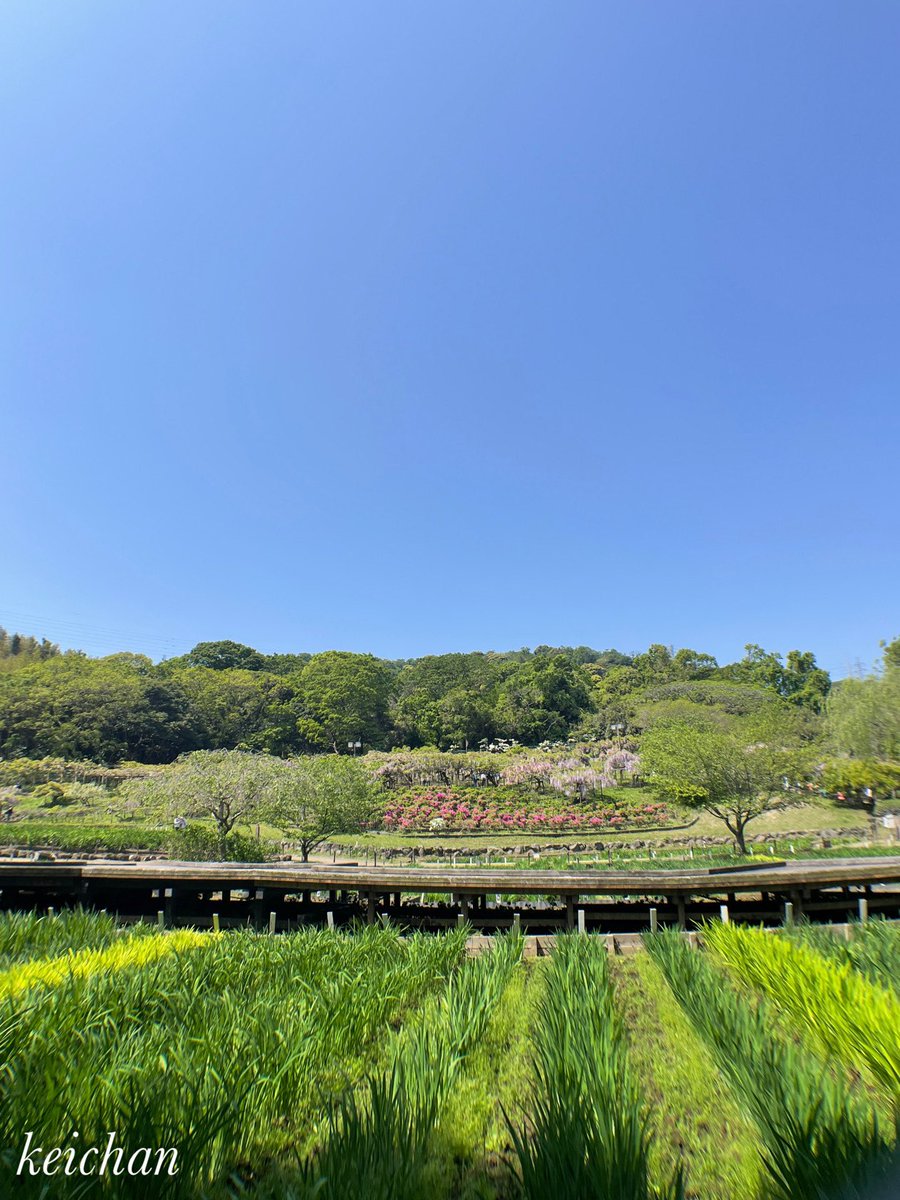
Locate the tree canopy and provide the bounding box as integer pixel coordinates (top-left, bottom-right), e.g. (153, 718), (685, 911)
(640, 717), (812, 852)
(0, 627), (851, 764)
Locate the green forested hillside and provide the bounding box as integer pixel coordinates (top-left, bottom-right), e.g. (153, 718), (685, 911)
(0, 627), (864, 764)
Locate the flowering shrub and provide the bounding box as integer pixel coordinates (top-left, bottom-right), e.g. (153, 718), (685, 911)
(380, 790), (672, 833)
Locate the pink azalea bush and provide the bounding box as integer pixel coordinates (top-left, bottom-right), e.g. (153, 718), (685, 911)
(380, 789), (672, 833)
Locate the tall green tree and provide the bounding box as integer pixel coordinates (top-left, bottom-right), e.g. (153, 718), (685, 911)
(640, 719), (810, 853)
(0, 655), (196, 763)
(719, 644), (831, 711)
(825, 647), (900, 762)
(268, 755), (381, 861)
(494, 655), (593, 743)
(135, 749), (281, 859)
(175, 640), (268, 671)
(168, 666), (295, 753)
(293, 652), (393, 752)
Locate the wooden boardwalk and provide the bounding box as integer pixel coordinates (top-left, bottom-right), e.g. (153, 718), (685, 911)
(2, 857), (899, 932)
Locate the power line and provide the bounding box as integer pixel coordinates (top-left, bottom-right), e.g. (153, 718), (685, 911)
(0, 609), (183, 658)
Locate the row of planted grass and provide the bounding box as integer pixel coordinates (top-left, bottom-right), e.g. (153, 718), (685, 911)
(645, 929), (894, 1200)
(610, 951), (762, 1200)
(702, 922), (900, 1101)
(0, 928), (204, 1000)
(0, 908), (148, 968)
(785, 917), (900, 995)
(287, 932), (524, 1200)
(510, 933), (680, 1200)
(0, 922), (467, 1198)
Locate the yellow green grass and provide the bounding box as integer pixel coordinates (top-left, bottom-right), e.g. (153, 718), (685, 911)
(0, 928), (206, 999)
(703, 922), (900, 1102)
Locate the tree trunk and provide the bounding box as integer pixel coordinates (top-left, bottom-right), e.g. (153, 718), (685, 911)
(734, 823), (748, 855)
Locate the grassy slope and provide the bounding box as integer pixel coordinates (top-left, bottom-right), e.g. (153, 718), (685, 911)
(610, 952), (762, 1200)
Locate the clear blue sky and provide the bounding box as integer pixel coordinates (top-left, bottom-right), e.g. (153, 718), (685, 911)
(2, 3), (898, 676)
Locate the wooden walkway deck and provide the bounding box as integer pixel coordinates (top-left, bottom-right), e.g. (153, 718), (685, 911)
(2, 857), (899, 932)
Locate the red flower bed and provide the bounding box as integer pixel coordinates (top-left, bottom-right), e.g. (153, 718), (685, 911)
(380, 790), (672, 833)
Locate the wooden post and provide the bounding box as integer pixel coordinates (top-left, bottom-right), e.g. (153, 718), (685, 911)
(649, 907), (658, 934)
(268, 911), (277, 935)
(577, 908), (586, 935)
(326, 910), (335, 930)
(676, 897), (687, 930)
(859, 896), (869, 923)
(513, 912), (521, 934)
(212, 913), (220, 933)
(252, 888), (265, 930)
(366, 892), (376, 926)
(460, 895), (469, 925)
(157, 909), (165, 930)
(719, 904), (730, 924)
(47, 906), (55, 918)
(784, 901), (794, 926)
(565, 897), (575, 931)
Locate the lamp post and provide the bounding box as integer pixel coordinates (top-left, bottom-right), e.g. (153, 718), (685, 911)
(347, 740), (362, 756)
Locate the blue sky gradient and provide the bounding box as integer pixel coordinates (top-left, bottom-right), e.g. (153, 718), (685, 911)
(2, 3), (898, 674)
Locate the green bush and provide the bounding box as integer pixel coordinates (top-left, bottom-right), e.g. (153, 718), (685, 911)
(29, 782), (74, 808)
(165, 825), (277, 862)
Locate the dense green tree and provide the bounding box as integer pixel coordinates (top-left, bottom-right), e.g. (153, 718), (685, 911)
(719, 644), (831, 711)
(494, 655), (593, 743)
(672, 648), (719, 680)
(293, 652), (393, 752)
(641, 718), (811, 853)
(268, 755), (381, 860)
(883, 637), (900, 672)
(175, 640), (268, 671)
(632, 643), (676, 686)
(260, 652), (311, 676)
(0, 627), (60, 666)
(825, 657), (900, 762)
(168, 666), (294, 753)
(0, 655), (196, 763)
(390, 653), (507, 748)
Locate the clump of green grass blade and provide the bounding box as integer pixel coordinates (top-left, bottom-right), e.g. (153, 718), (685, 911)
(703, 921), (900, 1102)
(289, 931), (524, 1200)
(646, 929), (894, 1200)
(0, 908), (149, 968)
(428, 962), (546, 1200)
(0, 925), (466, 1198)
(508, 934), (681, 1200)
(784, 918), (900, 996)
